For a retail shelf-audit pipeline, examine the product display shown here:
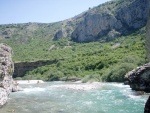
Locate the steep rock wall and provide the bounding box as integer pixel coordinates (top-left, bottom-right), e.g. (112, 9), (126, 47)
(0, 44), (20, 107)
(71, 0), (150, 42)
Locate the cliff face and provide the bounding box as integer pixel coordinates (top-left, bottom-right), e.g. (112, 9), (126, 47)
(0, 44), (20, 107)
(71, 0), (150, 42)
(71, 13), (122, 42)
(53, 0), (150, 42)
(13, 60), (58, 78)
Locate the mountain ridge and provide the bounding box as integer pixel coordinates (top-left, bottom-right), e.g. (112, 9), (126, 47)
(55, 0), (150, 42)
(0, 0), (149, 43)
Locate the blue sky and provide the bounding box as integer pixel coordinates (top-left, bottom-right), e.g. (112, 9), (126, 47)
(0, 0), (111, 24)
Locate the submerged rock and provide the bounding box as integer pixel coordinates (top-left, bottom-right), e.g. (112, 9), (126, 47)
(0, 44), (21, 107)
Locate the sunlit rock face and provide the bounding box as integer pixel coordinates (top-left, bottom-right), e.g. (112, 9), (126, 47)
(71, 0), (150, 42)
(0, 44), (21, 107)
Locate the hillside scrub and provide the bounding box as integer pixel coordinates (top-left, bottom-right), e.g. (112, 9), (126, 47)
(14, 33), (147, 82)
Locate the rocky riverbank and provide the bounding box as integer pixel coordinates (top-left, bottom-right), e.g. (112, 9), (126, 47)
(0, 44), (21, 107)
(17, 80), (44, 84)
(125, 63), (150, 113)
(125, 63), (150, 92)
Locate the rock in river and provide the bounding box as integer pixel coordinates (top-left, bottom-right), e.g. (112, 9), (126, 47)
(0, 44), (21, 107)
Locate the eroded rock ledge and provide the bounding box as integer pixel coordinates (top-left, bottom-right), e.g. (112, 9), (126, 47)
(0, 44), (21, 107)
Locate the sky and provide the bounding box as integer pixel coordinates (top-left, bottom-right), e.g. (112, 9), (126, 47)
(0, 0), (111, 24)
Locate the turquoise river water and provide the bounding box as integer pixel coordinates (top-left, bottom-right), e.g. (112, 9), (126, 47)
(1, 82), (149, 113)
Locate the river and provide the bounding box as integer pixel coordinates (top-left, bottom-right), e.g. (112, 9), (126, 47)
(1, 82), (148, 113)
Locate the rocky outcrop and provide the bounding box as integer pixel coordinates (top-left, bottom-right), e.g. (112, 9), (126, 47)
(54, 27), (72, 40)
(144, 9), (150, 113)
(0, 44), (21, 107)
(13, 60), (59, 78)
(53, 0), (150, 42)
(71, 0), (150, 42)
(144, 96), (150, 113)
(71, 13), (122, 42)
(125, 63), (150, 92)
(53, 17), (83, 40)
(125, 63), (150, 113)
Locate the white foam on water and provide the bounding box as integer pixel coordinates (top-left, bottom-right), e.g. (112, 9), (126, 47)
(128, 94), (141, 99)
(120, 88), (147, 103)
(60, 95), (65, 98)
(84, 101), (93, 105)
(109, 83), (130, 88)
(17, 80), (44, 84)
(23, 87), (45, 92)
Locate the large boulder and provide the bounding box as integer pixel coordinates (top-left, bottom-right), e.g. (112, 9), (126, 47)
(0, 44), (21, 107)
(125, 63), (150, 92)
(144, 96), (150, 113)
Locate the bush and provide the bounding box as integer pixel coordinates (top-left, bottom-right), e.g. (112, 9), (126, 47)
(14, 33), (146, 82)
(104, 63), (137, 82)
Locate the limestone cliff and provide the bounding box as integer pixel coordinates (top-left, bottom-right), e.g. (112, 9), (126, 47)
(54, 0), (150, 42)
(0, 44), (20, 107)
(71, 0), (150, 42)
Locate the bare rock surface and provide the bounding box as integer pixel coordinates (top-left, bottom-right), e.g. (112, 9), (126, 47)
(0, 44), (21, 107)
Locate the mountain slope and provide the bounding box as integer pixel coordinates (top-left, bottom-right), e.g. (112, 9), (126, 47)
(22, 33), (146, 82)
(0, 22), (61, 43)
(55, 0), (150, 42)
(0, 0), (149, 44)
(0, 0), (148, 82)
